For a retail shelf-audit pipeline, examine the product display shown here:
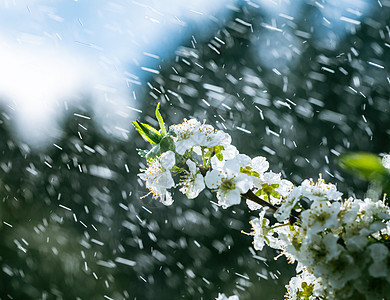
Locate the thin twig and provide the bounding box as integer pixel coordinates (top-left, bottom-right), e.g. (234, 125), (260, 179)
(241, 190), (277, 212)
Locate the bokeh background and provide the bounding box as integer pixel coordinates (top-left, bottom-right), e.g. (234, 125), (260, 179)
(1, 0), (389, 299)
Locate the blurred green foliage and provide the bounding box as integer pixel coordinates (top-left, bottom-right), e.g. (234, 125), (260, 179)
(339, 152), (390, 198)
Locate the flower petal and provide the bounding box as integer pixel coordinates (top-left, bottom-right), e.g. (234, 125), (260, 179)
(218, 188), (241, 207)
(160, 151), (175, 169)
(205, 169), (222, 189)
(186, 159), (197, 175)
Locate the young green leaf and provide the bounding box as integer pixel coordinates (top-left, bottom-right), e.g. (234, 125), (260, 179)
(155, 103), (167, 136)
(132, 120), (162, 144)
(159, 135), (175, 152)
(214, 145), (224, 161)
(216, 152), (223, 161)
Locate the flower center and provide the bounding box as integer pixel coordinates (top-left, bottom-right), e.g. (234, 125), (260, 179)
(220, 178), (236, 192)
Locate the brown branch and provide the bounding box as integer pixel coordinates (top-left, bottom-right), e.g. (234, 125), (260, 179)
(241, 190), (277, 212)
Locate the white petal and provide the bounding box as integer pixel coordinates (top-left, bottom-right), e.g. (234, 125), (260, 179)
(235, 174), (253, 193)
(251, 156), (269, 173)
(160, 151), (175, 169)
(215, 293), (239, 300)
(186, 159), (197, 174)
(223, 159), (241, 173)
(277, 179), (293, 197)
(219, 189), (241, 207)
(194, 173), (206, 191)
(236, 154), (251, 168)
(368, 243), (389, 261)
(187, 174), (205, 199)
(369, 262), (387, 278)
(263, 171), (281, 184)
(205, 170), (222, 189)
(192, 146), (202, 156)
(174, 140), (192, 155)
(206, 131), (232, 147)
(211, 155), (225, 170)
(161, 191), (174, 206)
(159, 170), (175, 189)
(345, 236), (368, 252)
(222, 145), (238, 160)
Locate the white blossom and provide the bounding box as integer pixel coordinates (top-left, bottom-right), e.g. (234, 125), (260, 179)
(210, 151), (250, 171)
(205, 158), (253, 208)
(170, 119), (202, 155)
(197, 124), (232, 148)
(285, 269), (323, 300)
(359, 198), (390, 221)
(138, 151), (176, 205)
(255, 171), (293, 205)
(179, 159), (205, 199)
(170, 119), (231, 155)
(250, 208), (270, 251)
(324, 252), (361, 290)
(300, 178), (342, 201)
(339, 197), (360, 224)
(301, 201), (341, 238)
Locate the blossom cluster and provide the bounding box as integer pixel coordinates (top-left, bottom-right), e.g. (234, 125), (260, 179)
(134, 107), (390, 300)
(137, 116), (290, 210)
(251, 178), (390, 299)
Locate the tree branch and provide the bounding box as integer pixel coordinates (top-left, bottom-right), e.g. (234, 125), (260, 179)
(241, 190), (277, 212)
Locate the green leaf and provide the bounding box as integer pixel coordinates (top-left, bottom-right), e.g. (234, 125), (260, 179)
(216, 152), (223, 161)
(159, 135), (175, 152)
(214, 145), (225, 161)
(132, 120), (162, 144)
(339, 152), (387, 181)
(155, 103), (167, 136)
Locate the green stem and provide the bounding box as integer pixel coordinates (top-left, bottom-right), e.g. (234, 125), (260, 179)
(201, 147), (207, 167)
